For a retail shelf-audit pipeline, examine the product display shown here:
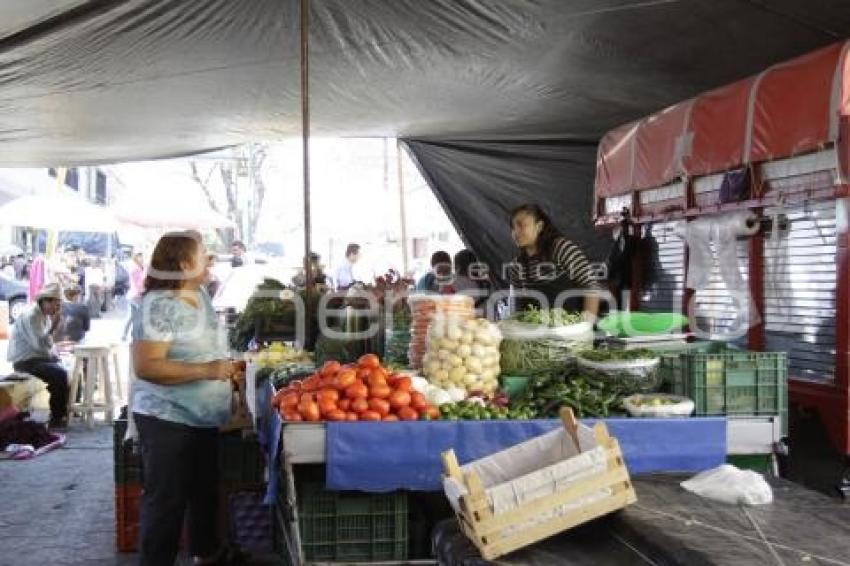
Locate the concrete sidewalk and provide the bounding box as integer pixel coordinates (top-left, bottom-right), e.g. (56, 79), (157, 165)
(0, 424), (137, 566)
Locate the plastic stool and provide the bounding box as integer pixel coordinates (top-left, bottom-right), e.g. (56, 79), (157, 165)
(108, 343), (124, 401)
(68, 345), (115, 427)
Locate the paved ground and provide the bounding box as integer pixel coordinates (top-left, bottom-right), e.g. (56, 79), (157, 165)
(0, 300), (847, 564)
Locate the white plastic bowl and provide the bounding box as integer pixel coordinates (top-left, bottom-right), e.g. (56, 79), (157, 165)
(623, 394), (695, 418)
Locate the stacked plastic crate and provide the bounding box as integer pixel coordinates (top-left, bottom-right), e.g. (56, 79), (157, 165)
(113, 417), (270, 552)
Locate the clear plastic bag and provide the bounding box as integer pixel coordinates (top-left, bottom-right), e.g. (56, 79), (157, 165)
(681, 464), (773, 505)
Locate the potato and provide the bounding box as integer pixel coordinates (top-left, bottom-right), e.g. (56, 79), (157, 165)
(449, 366), (467, 383)
(465, 357), (483, 374)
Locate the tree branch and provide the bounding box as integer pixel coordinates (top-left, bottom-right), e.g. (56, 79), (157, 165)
(189, 161), (223, 215)
(250, 144), (267, 228)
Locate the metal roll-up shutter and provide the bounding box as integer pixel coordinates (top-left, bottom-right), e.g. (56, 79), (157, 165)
(639, 221), (684, 313)
(763, 200), (837, 381)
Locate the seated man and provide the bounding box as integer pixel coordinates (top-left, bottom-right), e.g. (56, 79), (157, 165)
(416, 251), (452, 293)
(6, 283), (69, 428)
(55, 285), (91, 344)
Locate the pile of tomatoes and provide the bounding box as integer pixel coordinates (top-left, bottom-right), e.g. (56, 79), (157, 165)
(272, 354), (440, 422)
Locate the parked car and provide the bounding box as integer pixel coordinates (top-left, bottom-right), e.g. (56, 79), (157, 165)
(0, 271), (28, 321)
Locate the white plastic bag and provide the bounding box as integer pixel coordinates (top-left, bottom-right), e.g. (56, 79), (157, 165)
(681, 464), (773, 505)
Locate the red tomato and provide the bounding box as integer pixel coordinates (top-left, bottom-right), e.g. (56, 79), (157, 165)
(335, 369), (357, 390)
(302, 375), (322, 392)
(360, 410), (382, 421)
(299, 392), (315, 406)
(345, 412), (359, 421)
(345, 381), (369, 400)
(282, 410), (303, 421)
(367, 373), (388, 389)
(326, 409), (346, 421)
(271, 389), (287, 408)
(389, 390), (411, 409)
(369, 383), (392, 400)
(368, 398), (391, 417)
(300, 401), (321, 422)
(337, 398), (351, 412)
(317, 389), (339, 404)
(351, 398), (370, 414)
(370, 367), (388, 381)
(318, 399), (337, 416)
(281, 393), (300, 411)
(425, 406), (440, 420)
(358, 354), (380, 369)
(383, 414), (399, 422)
(321, 361), (341, 377)
(287, 380), (303, 392)
(394, 376), (413, 392)
(410, 391), (428, 412)
(397, 406), (419, 421)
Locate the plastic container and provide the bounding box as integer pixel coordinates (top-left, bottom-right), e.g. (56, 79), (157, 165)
(295, 481), (408, 562)
(218, 432), (266, 486)
(597, 311), (689, 337)
(661, 350), (787, 432)
(576, 355), (662, 394)
(500, 375), (530, 398)
(498, 320), (593, 377)
(623, 394), (694, 417)
(228, 490), (273, 552)
(113, 419), (142, 485)
(115, 483), (142, 552)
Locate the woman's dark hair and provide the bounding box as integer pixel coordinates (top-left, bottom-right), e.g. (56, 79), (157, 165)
(144, 230), (202, 294)
(345, 243), (360, 258)
(510, 204), (563, 261)
(453, 249), (477, 277)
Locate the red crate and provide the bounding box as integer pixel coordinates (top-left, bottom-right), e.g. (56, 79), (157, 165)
(115, 484), (142, 552)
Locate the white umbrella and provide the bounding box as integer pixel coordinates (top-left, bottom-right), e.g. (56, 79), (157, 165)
(0, 192), (119, 232)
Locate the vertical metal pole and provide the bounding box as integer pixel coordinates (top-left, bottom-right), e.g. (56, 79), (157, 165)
(396, 140), (409, 275)
(300, 0), (312, 346)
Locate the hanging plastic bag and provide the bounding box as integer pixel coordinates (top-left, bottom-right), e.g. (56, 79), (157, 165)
(681, 464), (773, 505)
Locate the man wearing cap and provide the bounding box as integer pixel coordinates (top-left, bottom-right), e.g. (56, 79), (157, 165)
(7, 282), (69, 428)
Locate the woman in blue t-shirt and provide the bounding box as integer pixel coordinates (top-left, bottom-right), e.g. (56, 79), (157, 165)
(131, 230), (240, 566)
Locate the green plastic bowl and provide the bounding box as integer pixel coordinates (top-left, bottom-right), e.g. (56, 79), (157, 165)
(598, 312), (689, 338)
(500, 375), (530, 398)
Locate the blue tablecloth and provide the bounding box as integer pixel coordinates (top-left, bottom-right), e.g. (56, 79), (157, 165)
(260, 380), (726, 495)
(325, 417), (726, 492)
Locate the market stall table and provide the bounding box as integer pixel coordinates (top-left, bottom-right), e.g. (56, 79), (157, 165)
(267, 416), (727, 565)
(433, 474), (850, 565)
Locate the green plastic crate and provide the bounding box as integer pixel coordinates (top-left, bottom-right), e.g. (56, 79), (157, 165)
(293, 481), (408, 562)
(727, 454), (774, 475)
(660, 350), (788, 433)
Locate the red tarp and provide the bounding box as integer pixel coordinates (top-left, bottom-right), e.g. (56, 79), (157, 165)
(595, 40), (850, 199)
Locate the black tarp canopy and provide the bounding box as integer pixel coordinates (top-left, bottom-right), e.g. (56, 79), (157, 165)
(1, 0), (849, 276)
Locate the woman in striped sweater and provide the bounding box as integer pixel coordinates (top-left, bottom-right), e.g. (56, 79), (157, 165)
(507, 204), (600, 319)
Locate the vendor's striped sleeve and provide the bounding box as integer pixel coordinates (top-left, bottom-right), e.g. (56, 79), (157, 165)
(552, 238), (599, 289)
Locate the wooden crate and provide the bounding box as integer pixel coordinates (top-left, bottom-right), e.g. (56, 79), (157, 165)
(442, 408), (637, 560)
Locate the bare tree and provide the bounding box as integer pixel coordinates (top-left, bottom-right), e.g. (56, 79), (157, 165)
(188, 143), (269, 246)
